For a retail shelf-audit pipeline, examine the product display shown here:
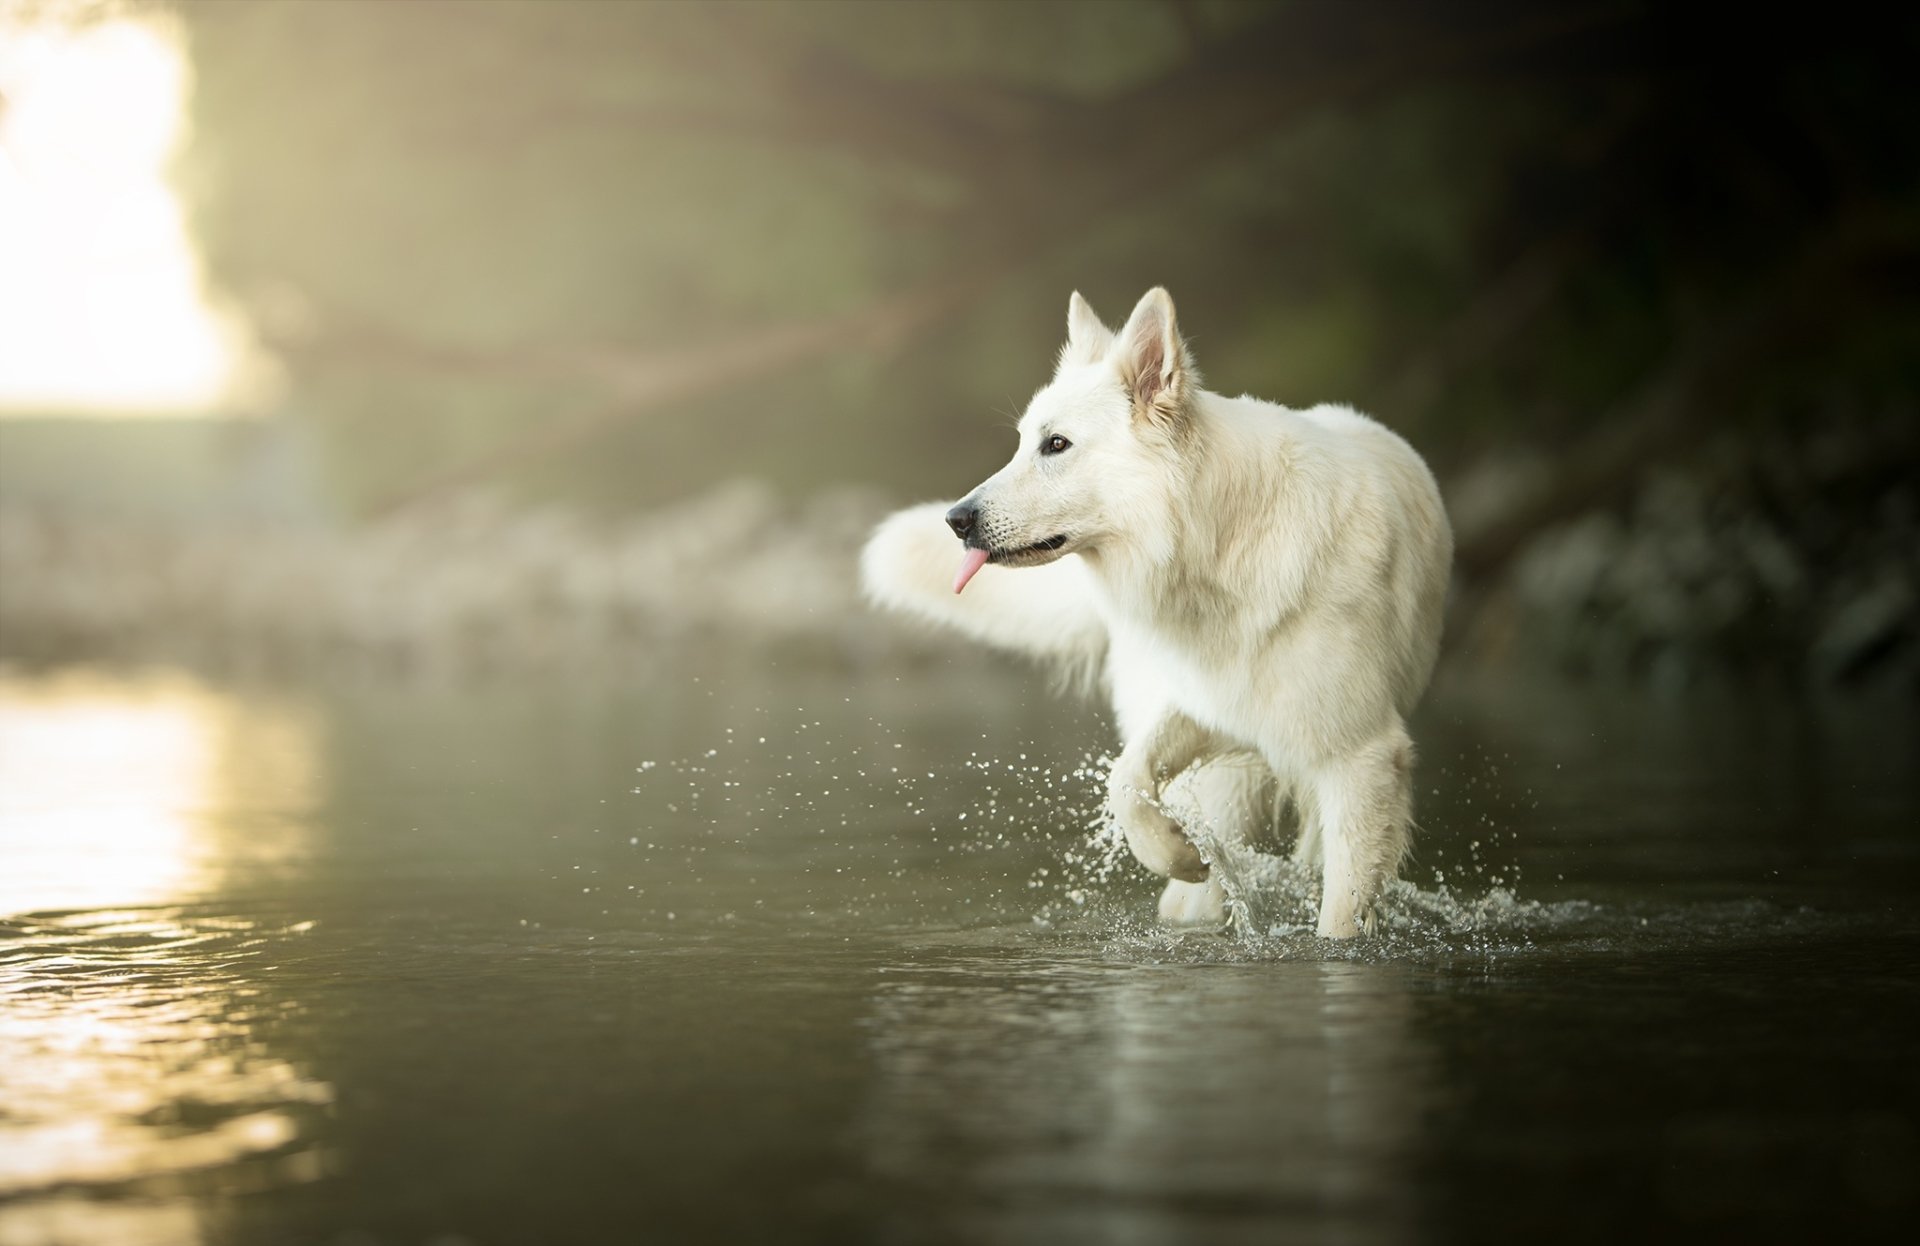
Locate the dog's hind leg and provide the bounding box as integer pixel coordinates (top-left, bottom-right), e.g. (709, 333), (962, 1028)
(1305, 721), (1415, 939)
(1107, 711), (1216, 884)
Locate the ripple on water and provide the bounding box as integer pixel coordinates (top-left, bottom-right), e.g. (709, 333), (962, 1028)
(0, 908), (332, 1225)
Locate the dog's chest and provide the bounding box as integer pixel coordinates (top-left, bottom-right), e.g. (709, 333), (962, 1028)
(1104, 613), (1244, 715)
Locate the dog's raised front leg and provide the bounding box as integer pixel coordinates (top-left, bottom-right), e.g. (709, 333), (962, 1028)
(1107, 711), (1213, 883)
(1156, 758), (1276, 927)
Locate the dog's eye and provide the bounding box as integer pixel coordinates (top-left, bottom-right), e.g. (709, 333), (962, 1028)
(1042, 434), (1072, 456)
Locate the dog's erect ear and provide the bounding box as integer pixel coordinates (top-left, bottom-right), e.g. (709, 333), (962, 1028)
(1058, 290), (1115, 370)
(1115, 287), (1191, 426)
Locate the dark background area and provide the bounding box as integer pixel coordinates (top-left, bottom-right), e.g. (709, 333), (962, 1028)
(2, 0), (1917, 688)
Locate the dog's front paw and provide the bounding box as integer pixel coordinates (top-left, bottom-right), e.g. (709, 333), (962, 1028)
(1158, 877), (1228, 927)
(1314, 897), (1378, 939)
(1114, 802), (1209, 883)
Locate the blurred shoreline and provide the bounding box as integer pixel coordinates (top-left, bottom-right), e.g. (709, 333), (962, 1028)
(0, 475), (934, 683)
(3, 420), (1913, 695)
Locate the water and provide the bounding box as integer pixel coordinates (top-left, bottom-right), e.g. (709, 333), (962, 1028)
(1, 660), (1916, 1244)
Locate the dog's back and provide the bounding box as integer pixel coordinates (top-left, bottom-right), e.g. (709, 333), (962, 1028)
(1278, 401), (1452, 715)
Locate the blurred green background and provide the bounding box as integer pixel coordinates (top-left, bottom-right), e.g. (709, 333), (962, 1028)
(2, 0), (1916, 689)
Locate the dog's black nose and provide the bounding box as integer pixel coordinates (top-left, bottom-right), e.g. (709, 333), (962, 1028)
(945, 503), (978, 540)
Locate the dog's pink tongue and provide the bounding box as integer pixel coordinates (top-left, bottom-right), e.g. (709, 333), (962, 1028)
(953, 547), (990, 595)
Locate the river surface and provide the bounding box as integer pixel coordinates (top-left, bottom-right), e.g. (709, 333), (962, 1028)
(1, 658), (1915, 1244)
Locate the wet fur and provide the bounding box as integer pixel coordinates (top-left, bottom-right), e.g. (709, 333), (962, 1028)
(862, 289), (1451, 937)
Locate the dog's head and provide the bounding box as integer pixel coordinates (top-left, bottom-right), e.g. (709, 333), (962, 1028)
(948, 287), (1197, 593)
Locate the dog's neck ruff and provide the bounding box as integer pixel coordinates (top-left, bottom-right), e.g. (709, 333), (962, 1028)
(1079, 398), (1246, 626)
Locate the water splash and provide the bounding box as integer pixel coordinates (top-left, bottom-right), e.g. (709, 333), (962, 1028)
(623, 712), (1591, 953)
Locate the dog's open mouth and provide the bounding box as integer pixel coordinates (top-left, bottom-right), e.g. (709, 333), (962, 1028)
(952, 535), (1070, 594)
(994, 534), (1070, 563)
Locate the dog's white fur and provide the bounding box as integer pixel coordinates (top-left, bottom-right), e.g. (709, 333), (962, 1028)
(862, 289), (1451, 937)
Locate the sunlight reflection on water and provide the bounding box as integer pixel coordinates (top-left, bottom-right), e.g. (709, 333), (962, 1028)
(0, 909), (335, 1243)
(0, 672), (329, 1245)
(0, 669), (319, 916)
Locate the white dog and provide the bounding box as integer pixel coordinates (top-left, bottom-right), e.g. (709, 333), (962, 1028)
(861, 288), (1451, 937)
